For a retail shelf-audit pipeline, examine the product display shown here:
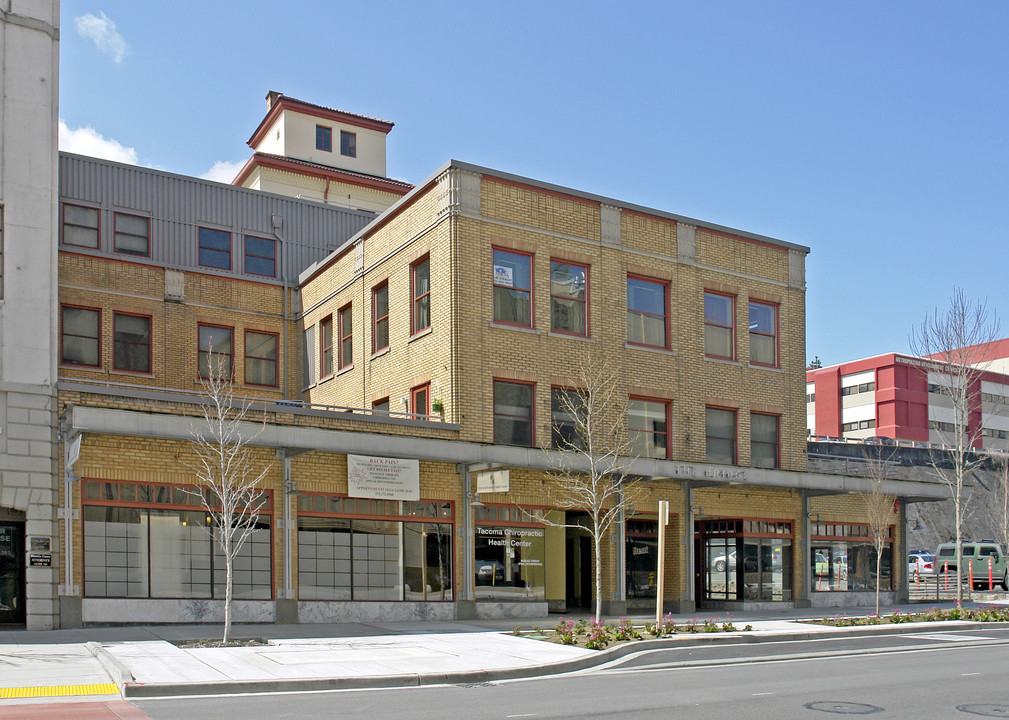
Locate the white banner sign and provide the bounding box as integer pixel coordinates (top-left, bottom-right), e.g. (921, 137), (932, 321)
(347, 454), (420, 501)
(476, 469), (510, 494)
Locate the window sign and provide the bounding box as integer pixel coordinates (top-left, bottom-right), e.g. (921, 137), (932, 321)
(494, 265), (513, 287)
(348, 454), (420, 501)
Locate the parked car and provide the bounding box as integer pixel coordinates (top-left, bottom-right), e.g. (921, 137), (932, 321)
(935, 542), (1008, 589)
(907, 549), (935, 576)
(475, 559), (505, 585)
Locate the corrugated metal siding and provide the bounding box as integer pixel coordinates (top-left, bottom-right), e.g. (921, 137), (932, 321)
(58, 153), (375, 284)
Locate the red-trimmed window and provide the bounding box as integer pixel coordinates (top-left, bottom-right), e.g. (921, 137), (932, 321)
(63, 203), (100, 249)
(751, 413), (779, 469)
(494, 380), (535, 446)
(706, 406), (737, 465)
(61, 305), (101, 367)
(411, 383), (430, 417)
(198, 323), (233, 379)
(627, 276), (668, 348)
(492, 248), (533, 327)
(372, 397), (390, 415)
(319, 315), (334, 378)
(340, 130), (356, 157)
(198, 227), (231, 270)
(550, 259), (588, 336)
(411, 256), (431, 334)
(316, 125), (332, 152)
(704, 291), (735, 360)
(244, 236), (276, 278)
(113, 213), (150, 257)
(372, 282), (389, 353)
(245, 330), (278, 387)
(749, 301), (778, 367)
(551, 387), (587, 450)
(113, 312), (151, 373)
(629, 397), (671, 459)
(338, 304), (353, 370)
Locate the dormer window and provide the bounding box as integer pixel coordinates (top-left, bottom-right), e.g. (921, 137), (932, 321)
(316, 125), (332, 152)
(340, 130), (356, 158)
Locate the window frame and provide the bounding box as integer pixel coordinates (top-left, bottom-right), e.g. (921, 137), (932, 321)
(340, 130), (357, 158)
(628, 396), (672, 459)
(113, 212), (151, 257)
(62, 202), (101, 249)
(493, 379), (536, 447)
(244, 329), (279, 388)
(411, 383), (431, 418)
(411, 255), (431, 336)
(319, 314), (334, 379)
(338, 304), (353, 371)
(750, 412), (780, 469)
(626, 275), (669, 349)
(243, 235), (277, 278)
(748, 300), (779, 368)
(60, 304), (102, 368)
(198, 227), (232, 271)
(551, 386), (588, 450)
(372, 281), (389, 354)
(112, 311), (152, 374)
(704, 291), (736, 361)
(492, 247), (534, 328)
(316, 125), (333, 152)
(705, 406), (738, 465)
(549, 258), (589, 337)
(372, 397), (390, 415)
(197, 323), (234, 381)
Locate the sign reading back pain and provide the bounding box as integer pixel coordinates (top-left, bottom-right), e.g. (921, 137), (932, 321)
(347, 454), (420, 501)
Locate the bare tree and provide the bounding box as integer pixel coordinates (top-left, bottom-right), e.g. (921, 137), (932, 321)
(180, 352), (271, 642)
(859, 449), (896, 615)
(535, 350), (644, 620)
(910, 288), (1000, 604)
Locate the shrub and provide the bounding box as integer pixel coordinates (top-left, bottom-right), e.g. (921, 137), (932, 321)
(554, 617), (576, 645)
(584, 618), (612, 650)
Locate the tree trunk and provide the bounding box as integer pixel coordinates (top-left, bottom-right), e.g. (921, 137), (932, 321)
(875, 541), (882, 616)
(593, 529), (602, 621)
(223, 528), (233, 643)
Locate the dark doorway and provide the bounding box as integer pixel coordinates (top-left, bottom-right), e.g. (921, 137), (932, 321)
(0, 521), (26, 625)
(565, 518), (592, 610)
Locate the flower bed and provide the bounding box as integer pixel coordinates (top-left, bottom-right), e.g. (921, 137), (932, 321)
(811, 605), (1009, 627)
(513, 614), (753, 650)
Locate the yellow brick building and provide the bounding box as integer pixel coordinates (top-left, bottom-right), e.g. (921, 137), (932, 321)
(41, 108), (946, 630)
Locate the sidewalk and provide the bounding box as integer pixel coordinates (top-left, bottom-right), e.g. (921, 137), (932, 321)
(0, 600), (1004, 702)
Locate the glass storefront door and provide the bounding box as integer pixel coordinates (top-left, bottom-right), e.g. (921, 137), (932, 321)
(696, 518), (793, 604)
(0, 522), (25, 624)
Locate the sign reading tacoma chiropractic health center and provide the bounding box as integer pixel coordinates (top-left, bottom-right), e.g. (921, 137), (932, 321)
(347, 454), (420, 501)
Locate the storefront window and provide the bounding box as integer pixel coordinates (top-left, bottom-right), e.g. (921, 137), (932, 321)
(475, 525), (546, 601)
(297, 495), (454, 602)
(697, 518), (792, 602)
(812, 523), (892, 592)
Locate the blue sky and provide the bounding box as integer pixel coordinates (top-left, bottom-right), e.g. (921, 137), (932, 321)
(58, 1), (1009, 367)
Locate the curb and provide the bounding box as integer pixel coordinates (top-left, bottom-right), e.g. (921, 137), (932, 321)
(118, 619), (1009, 698)
(86, 641), (136, 697)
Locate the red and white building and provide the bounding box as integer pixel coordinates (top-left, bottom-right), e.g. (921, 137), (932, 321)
(806, 346), (1009, 451)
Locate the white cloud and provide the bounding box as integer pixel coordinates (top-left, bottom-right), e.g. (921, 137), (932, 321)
(200, 160), (245, 184)
(74, 12), (129, 63)
(58, 120), (139, 164)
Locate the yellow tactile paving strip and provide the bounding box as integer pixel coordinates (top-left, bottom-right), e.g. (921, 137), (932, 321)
(0, 684), (119, 699)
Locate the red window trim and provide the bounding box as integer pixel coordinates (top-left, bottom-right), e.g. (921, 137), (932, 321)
(60, 303), (102, 368)
(197, 322), (234, 380)
(82, 478), (274, 512)
(340, 130), (357, 158)
(198, 226), (232, 271)
(62, 202), (101, 249)
(748, 300), (779, 368)
(410, 255), (431, 336)
(113, 211), (151, 258)
(474, 502), (549, 528)
(695, 516), (795, 539)
(298, 492), (454, 522)
(411, 382), (431, 417)
(319, 314), (334, 379)
(112, 311), (153, 375)
(244, 328), (280, 388)
(316, 124), (332, 152)
(705, 405), (738, 464)
(628, 395), (672, 459)
(338, 304), (353, 370)
(549, 258), (590, 337)
(750, 411), (780, 469)
(372, 281), (389, 354)
(493, 378), (536, 446)
(243, 235), (277, 278)
(704, 290), (736, 361)
(626, 274), (670, 349)
(492, 246), (535, 329)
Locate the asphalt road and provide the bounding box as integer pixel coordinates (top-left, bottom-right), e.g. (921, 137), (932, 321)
(134, 628), (1009, 719)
